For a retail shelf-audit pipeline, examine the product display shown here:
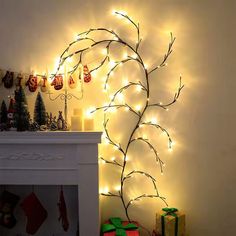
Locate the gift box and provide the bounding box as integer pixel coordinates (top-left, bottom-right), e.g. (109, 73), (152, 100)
(102, 217), (140, 236)
(156, 208), (185, 236)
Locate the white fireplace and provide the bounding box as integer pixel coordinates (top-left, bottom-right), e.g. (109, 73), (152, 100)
(0, 131), (102, 236)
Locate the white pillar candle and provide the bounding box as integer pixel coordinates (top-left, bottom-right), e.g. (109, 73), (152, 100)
(84, 117), (94, 131)
(71, 108), (83, 131)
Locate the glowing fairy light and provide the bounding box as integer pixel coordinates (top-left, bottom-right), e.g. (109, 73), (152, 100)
(136, 85), (142, 92)
(86, 107), (95, 118)
(123, 52), (128, 59)
(101, 48), (107, 55)
(115, 185), (121, 191)
(109, 60), (116, 68)
(117, 93), (124, 102)
(151, 117), (158, 124)
(103, 187), (109, 194)
(123, 79), (129, 86)
(135, 105), (141, 111)
(142, 134), (148, 139)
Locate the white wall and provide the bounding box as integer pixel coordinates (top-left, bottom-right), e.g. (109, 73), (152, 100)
(0, 0), (236, 236)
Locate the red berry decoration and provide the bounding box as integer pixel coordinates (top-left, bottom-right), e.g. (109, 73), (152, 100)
(26, 75), (38, 92)
(83, 65), (91, 83)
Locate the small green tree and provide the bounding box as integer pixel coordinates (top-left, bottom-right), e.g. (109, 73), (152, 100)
(0, 100), (8, 124)
(34, 92), (46, 126)
(14, 86), (30, 131)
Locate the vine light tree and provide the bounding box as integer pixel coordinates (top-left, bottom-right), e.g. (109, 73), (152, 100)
(54, 10), (184, 225)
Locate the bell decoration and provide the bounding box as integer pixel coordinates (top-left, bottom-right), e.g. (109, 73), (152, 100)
(83, 65), (91, 83)
(51, 75), (63, 90)
(26, 75), (38, 92)
(68, 75), (76, 89)
(2, 71), (14, 89)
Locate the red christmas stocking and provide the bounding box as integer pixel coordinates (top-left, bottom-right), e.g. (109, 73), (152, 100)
(83, 65), (92, 83)
(57, 188), (69, 231)
(20, 192), (47, 235)
(0, 191), (20, 228)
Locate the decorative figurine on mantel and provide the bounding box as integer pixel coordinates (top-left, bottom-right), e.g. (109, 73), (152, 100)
(57, 111), (67, 130)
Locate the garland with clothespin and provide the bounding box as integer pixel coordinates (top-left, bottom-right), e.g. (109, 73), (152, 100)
(0, 63), (92, 93)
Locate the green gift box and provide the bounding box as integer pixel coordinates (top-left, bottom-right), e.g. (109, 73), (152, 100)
(156, 207), (186, 236)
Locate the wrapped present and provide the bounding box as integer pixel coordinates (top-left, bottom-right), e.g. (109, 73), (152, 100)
(102, 217), (140, 236)
(156, 208), (185, 236)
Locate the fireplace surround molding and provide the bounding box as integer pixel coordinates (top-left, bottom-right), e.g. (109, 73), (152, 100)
(0, 131), (102, 236)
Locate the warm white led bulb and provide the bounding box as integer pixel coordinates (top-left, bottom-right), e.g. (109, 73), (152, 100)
(117, 93), (124, 102)
(123, 79), (129, 86)
(111, 9), (116, 15)
(109, 60), (116, 68)
(101, 48), (107, 55)
(114, 185), (121, 191)
(151, 117), (158, 124)
(135, 105), (141, 111)
(103, 187), (109, 194)
(123, 52), (128, 59)
(142, 134), (148, 139)
(136, 86), (142, 92)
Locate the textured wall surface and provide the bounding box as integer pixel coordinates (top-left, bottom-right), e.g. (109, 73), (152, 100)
(0, 0), (236, 235)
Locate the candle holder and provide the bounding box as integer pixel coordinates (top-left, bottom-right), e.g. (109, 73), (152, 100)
(47, 80), (83, 129)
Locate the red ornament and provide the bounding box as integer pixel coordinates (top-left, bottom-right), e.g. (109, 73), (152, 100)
(26, 75), (38, 92)
(51, 75), (63, 90)
(83, 65), (91, 83)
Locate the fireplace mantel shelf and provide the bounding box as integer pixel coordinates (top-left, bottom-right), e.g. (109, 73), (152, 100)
(0, 131), (101, 144)
(0, 131), (102, 236)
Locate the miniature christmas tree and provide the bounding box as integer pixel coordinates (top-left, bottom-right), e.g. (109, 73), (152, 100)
(7, 98), (15, 129)
(14, 86), (30, 131)
(0, 100), (8, 124)
(34, 92), (46, 126)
